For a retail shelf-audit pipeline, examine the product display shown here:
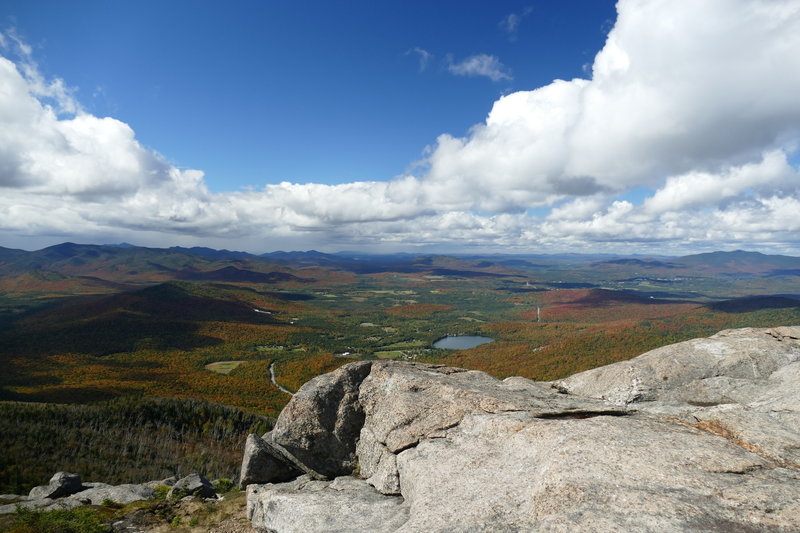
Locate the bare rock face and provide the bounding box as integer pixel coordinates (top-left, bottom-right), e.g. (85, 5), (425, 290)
(270, 360), (373, 478)
(356, 362), (623, 495)
(239, 433), (301, 487)
(396, 412), (799, 532)
(247, 476), (409, 533)
(557, 326), (800, 406)
(558, 326), (800, 467)
(245, 327), (800, 532)
(68, 484), (156, 505)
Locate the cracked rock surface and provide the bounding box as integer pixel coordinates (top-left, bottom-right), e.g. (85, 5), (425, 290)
(244, 327), (800, 532)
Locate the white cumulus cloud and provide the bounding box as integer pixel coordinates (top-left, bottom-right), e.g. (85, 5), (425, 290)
(2, 0), (800, 254)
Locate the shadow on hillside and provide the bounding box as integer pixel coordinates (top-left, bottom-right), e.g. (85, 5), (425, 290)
(566, 289), (695, 307)
(260, 291), (317, 301)
(0, 385), (142, 403)
(0, 317), (224, 357)
(16, 282), (284, 328)
(707, 296), (800, 313)
(0, 282), (295, 357)
(0, 372), (63, 389)
(177, 266), (313, 283)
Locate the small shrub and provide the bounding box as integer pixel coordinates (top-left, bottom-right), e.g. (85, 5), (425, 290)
(212, 478), (234, 493)
(153, 484), (171, 500)
(168, 487), (188, 500)
(100, 498), (122, 508)
(170, 515), (182, 527)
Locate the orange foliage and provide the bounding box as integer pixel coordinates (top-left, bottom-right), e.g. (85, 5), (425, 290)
(525, 289), (703, 324)
(273, 353), (349, 392)
(196, 322), (294, 344)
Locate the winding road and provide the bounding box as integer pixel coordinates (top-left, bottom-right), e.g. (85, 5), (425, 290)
(269, 361), (294, 396)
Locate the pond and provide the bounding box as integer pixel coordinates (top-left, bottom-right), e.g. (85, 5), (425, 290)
(432, 335), (494, 350)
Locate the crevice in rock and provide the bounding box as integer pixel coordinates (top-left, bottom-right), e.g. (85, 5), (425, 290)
(534, 409), (630, 420)
(687, 400), (726, 407)
(710, 464), (765, 475)
(265, 435), (319, 480)
(767, 329), (800, 341)
(390, 420), (463, 454)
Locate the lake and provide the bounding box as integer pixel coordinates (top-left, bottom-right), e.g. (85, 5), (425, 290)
(433, 335), (494, 350)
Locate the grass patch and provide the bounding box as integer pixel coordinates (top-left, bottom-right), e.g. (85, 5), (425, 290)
(375, 350), (404, 359)
(203, 360), (245, 374)
(378, 340), (425, 350)
(4, 506), (108, 533)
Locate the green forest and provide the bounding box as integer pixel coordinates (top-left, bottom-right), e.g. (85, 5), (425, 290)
(0, 397), (271, 494)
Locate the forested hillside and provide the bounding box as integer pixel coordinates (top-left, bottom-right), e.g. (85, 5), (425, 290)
(0, 397), (271, 494)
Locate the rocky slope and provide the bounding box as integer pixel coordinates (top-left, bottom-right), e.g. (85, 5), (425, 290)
(0, 472), (223, 515)
(0, 471), (258, 533)
(242, 326), (800, 532)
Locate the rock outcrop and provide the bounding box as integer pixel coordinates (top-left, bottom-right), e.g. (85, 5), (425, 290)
(0, 472), (214, 514)
(28, 471), (83, 500)
(270, 360), (373, 478)
(70, 483), (157, 505)
(243, 327), (800, 532)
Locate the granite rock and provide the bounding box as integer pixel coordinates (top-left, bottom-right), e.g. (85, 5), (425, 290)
(246, 327), (800, 532)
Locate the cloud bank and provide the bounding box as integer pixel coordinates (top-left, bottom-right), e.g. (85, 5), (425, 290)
(1, 0), (800, 254)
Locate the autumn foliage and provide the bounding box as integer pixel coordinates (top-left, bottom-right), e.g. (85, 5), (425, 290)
(386, 303), (455, 318)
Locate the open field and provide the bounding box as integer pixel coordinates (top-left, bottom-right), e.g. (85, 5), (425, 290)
(204, 360), (246, 374)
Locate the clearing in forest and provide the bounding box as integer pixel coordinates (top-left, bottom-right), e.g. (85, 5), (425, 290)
(204, 360), (246, 374)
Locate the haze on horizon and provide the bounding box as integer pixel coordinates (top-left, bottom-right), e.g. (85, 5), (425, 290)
(1, 0), (799, 256)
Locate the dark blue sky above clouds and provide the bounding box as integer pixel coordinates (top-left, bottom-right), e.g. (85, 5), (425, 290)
(5, 0), (615, 190)
(1, 1), (799, 254)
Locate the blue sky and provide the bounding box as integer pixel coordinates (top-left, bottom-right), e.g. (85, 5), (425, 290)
(1, 1), (799, 254)
(4, 1), (615, 190)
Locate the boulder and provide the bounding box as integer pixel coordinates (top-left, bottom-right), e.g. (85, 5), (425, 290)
(247, 476), (408, 533)
(239, 433), (301, 487)
(270, 360), (373, 478)
(167, 473), (216, 499)
(245, 327), (800, 532)
(28, 471), (83, 500)
(69, 484), (156, 505)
